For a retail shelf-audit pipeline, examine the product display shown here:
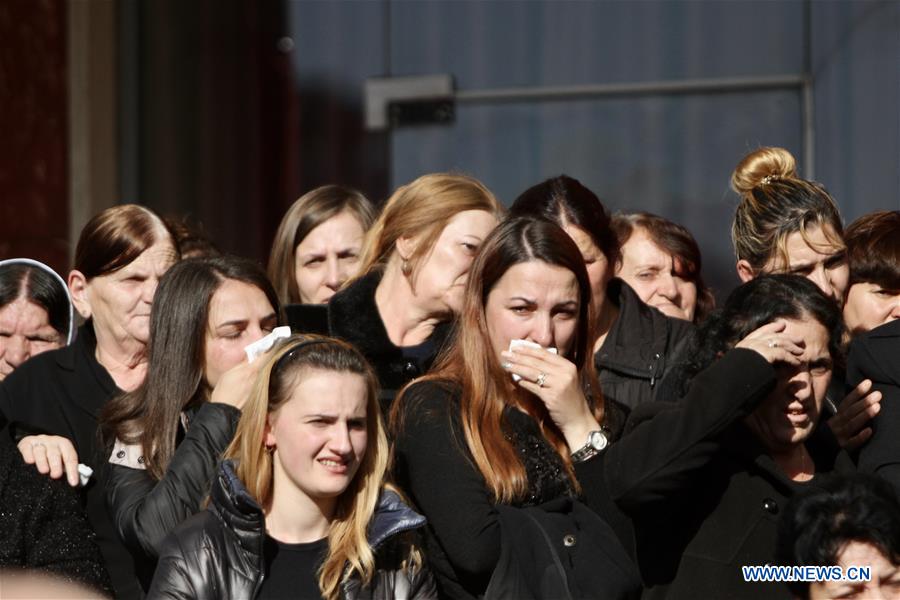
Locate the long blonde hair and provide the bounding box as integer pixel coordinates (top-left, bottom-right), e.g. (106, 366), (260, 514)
(224, 335), (391, 599)
(354, 173), (503, 285)
(731, 146), (845, 273)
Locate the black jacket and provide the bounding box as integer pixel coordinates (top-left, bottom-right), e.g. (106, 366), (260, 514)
(285, 270), (452, 412)
(636, 417), (856, 599)
(847, 318), (900, 496)
(0, 324), (141, 599)
(393, 349), (777, 599)
(595, 279), (695, 410)
(148, 460), (437, 599)
(106, 401), (241, 589)
(0, 425), (112, 594)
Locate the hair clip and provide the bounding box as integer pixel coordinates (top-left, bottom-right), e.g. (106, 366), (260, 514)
(761, 175), (777, 185)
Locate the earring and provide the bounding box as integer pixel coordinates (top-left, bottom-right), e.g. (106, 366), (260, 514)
(265, 445), (275, 455)
(401, 259), (411, 276)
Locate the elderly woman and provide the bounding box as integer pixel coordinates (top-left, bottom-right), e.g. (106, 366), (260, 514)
(0, 204), (178, 599)
(100, 256), (279, 589)
(0, 258), (74, 380)
(392, 218), (796, 599)
(510, 176), (694, 409)
(638, 275), (854, 599)
(268, 185), (376, 309)
(611, 212), (714, 324)
(295, 173), (503, 409)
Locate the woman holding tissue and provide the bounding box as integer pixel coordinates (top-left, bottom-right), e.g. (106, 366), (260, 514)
(100, 255), (280, 589)
(392, 218), (804, 599)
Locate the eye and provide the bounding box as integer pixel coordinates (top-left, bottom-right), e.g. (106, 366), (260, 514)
(461, 242), (479, 254)
(809, 365), (831, 377)
(348, 418), (367, 430)
(509, 305), (530, 315)
(636, 271), (656, 281)
(304, 257), (325, 267)
(824, 253), (847, 269)
(553, 308), (577, 320)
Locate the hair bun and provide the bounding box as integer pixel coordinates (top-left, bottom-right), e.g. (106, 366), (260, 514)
(730, 147), (798, 196)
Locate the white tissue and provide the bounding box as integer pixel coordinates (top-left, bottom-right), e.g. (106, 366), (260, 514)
(244, 326), (292, 362)
(508, 339), (557, 382)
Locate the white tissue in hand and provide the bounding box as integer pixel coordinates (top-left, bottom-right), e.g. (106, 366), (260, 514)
(78, 463), (93, 486)
(244, 326), (292, 362)
(508, 339), (557, 382)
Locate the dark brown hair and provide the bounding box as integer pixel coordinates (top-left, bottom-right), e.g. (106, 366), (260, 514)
(510, 175), (619, 267)
(75, 204), (177, 279)
(268, 185), (376, 305)
(611, 212), (715, 323)
(100, 255), (280, 480)
(393, 217), (603, 503)
(845, 211), (900, 290)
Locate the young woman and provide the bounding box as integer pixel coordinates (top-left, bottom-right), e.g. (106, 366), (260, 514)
(611, 212), (714, 324)
(268, 185), (376, 308)
(100, 256), (279, 588)
(639, 275), (854, 599)
(391, 217), (795, 599)
(149, 335), (435, 599)
(510, 175), (695, 409)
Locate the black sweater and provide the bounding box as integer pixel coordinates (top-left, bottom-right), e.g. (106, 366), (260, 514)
(393, 348), (777, 598)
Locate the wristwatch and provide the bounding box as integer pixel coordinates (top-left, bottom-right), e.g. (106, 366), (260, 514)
(571, 429), (608, 463)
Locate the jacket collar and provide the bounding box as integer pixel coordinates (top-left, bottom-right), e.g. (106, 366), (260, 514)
(328, 269), (400, 358)
(594, 278), (673, 379)
(213, 461), (426, 554)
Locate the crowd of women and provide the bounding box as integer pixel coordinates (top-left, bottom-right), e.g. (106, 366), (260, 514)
(1, 145), (899, 599)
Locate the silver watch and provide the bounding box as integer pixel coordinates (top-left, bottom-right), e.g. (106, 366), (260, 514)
(571, 430), (608, 463)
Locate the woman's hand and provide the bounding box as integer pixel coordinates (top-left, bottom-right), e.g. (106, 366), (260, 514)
(501, 346), (600, 451)
(827, 379), (881, 450)
(18, 435), (81, 487)
(734, 319), (805, 365)
(209, 357), (266, 411)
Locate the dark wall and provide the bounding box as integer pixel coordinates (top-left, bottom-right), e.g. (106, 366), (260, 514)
(0, 0), (69, 275)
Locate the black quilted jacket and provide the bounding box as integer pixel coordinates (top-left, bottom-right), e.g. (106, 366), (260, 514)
(148, 460), (437, 599)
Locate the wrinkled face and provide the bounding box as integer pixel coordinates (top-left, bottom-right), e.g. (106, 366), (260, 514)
(203, 279), (278, 388)
(294, 211), (366, 305)
(745, 317), (832, 453)
(843, 282), (900, 336)
(485, 260), (580, 361)
(809, 541), (900, 600)
(764, 225), (849, 306)
(562, 224), (611, 318)
(81, 239), (177, 346)
(410, 209), (498, 314)
(266, 369), (369, 505)
(0, 297), (63, 380)
(617, 228), (698, 322)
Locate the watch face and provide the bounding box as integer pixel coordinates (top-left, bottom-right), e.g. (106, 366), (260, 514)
(589, 431), (608, 451)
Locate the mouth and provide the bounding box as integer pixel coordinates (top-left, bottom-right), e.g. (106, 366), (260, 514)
(783, 406), (811, 427)
(318, 457), (351, 474)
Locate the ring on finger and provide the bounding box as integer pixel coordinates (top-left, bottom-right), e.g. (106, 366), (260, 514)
(768, 340), (778, 348)
(31, 441), (46, 449)
(536, 372), (547, 388)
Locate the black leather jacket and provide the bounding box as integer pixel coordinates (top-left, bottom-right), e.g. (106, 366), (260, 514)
(148, 460), (437, 599)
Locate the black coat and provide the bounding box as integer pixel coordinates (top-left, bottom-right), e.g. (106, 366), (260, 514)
(0, 425), (111, 594)
(636, 418), (856, 600)
(148, 460), (437, 600)
(285, 270), (452, 412)
(0, 324), (141, 599)
(393, 348), (777, 599)
(106, 401), (241, 590)
(595, 279), (695, 410)
(847, 318), (900, 496)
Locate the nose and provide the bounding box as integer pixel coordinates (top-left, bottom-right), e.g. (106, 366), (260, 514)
(324, 256), (342, 290)
(657, 272), (679, 300)
(529, 313), (554, 348)
(4, 336), (29, 368)
(890, 297), (900, 320)
(809, 265), (835, 301)
(788, 368), (813, 400)
(329, 422), (353, 455)
(141, 277), (159, 304)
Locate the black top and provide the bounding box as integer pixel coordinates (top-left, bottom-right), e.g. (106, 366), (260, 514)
(595, 279), (695, 409)
(259, 535), (327, 600)
(0, 323), (141, 599)
(393, 349), (777, 598)
(288, 270), (452, 414)
(847, 318), (900, 496)
(0, 425), (111, 594)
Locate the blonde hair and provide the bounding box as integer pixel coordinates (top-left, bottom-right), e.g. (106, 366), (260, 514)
(731, 147), (844, 273)
(354, 173), (503, 285)
(267, 186), (376, 305)
(224, 334), (404, 600)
